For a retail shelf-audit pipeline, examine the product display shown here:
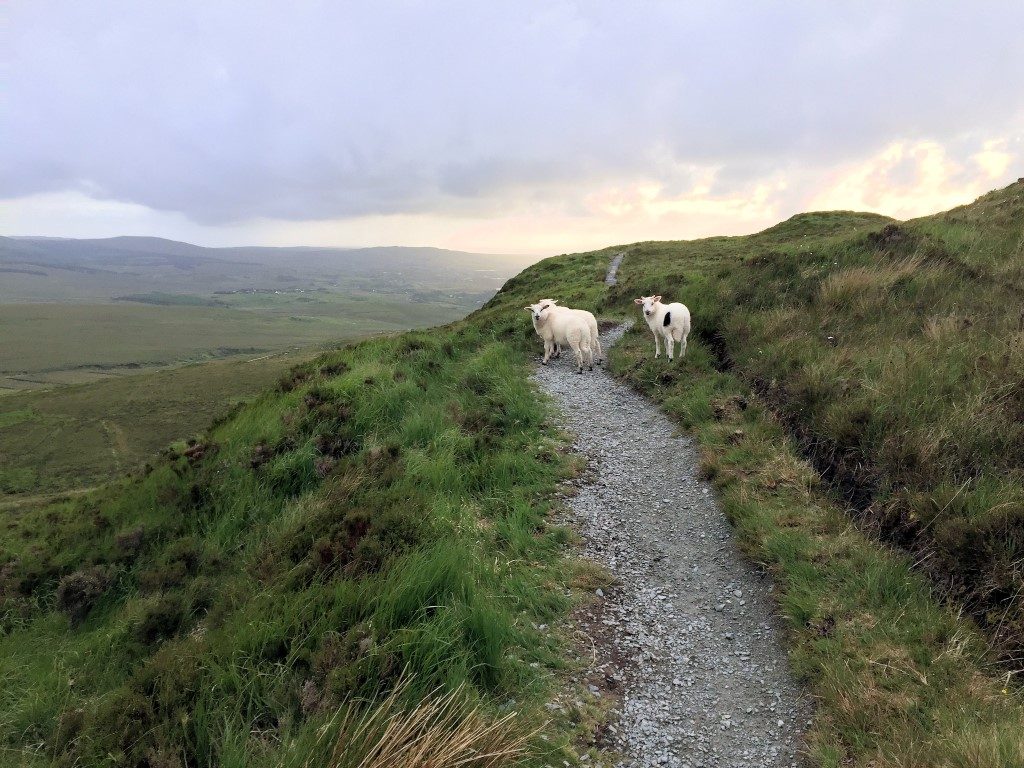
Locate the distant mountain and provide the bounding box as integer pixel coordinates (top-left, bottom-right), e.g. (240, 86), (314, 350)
(2, 235), (532, 271)
(0, 235), (538, 302)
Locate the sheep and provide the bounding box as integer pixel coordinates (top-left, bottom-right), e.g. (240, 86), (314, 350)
(524, 302), (593, 373)
(525, 301), (568, 361)
(634, 295), (691, 361)
(536, 299), (603, 365)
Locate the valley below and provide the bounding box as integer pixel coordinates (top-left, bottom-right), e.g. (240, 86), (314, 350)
(0, 235), (534, 503)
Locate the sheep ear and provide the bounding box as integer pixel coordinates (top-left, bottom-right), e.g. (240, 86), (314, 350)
(550, 299), (559, 304)
(523, 306), (532, 311)
(633, 298), (643, 304)
(653, 295), (662, 303)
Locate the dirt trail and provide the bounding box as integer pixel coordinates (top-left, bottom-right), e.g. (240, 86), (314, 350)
(101, 419), (130, 469)
(0, 486), (98, 513)
(535, 320), (809, 766)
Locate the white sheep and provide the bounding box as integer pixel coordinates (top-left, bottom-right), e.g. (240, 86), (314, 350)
(525, 301), (567, 361)
(634, 295), (691, 361)
(524, 302), (593, 373)
(536, 299), (603, 365)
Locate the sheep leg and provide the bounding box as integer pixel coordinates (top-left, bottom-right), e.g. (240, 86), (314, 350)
(653, 332), (661, 358)
(679, 332), (687, 359)
(665, 331), (674, 361)
(542, 339), (552, 365)
(570, 340), (584, 374)
(593, 334), (603, 365)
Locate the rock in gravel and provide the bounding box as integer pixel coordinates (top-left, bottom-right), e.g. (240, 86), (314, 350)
(534, 321), (810, 768)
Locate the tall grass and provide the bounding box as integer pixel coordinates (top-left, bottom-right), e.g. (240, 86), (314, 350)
(277, 675), (536, 768)
(603, 180), (1024, 766)
(0, 313), (586, 765)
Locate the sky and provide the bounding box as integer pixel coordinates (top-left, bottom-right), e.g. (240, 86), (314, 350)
(2, 2), (1022, 256)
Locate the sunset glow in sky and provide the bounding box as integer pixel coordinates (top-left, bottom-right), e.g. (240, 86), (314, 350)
(3, 2), (1022, 256)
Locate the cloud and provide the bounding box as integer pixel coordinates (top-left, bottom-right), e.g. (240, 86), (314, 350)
(808, 136), (1024, 219)
(2, 1), (1023, 250)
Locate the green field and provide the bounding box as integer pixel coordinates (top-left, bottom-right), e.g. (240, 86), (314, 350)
(2, 183), (1023, 767)
(0, 292), (475, 392)
(0, 349), (325, 502)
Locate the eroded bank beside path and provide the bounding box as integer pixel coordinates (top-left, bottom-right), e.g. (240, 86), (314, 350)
(535, 324), (810, 768)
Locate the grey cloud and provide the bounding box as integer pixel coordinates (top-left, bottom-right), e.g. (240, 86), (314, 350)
(3, 1), (1023, 225)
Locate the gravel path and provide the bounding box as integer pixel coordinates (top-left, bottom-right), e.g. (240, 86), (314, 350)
(534, 325), (810, 767)
(605, 252), (625, 285)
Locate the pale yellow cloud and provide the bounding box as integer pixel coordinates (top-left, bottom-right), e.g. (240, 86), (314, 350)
(972, 139), (1014, 179)
(808, 138), (1021, 220)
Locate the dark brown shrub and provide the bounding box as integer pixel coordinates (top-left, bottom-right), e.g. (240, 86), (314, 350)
(867, 223), (912, 249)
(56, 566), (110, 625)
(115, 526), (146, 558)
(182, 441), (215, 465)
(276, 367), (311, 392)
(250, 441), (274, 469)
(319, 361), (350, 377)
(134, 594), (187, 644)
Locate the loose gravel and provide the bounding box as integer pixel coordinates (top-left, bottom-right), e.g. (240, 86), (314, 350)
(605, 252), (625, 285)
(534, 323), (810, 767)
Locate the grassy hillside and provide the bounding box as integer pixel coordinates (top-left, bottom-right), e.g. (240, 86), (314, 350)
(606, 181), (1024, 666)
(597, 183), (1024, 766)
(0, 295), (589, 766)
(482, 184), (1024, 765)
(2, 183), (1023, 767)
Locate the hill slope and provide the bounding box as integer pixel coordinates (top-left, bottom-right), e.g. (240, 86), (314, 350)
(1, 301), (585, 766)
(606, 181), (1024, 665)
(2, 183), (1023, 767)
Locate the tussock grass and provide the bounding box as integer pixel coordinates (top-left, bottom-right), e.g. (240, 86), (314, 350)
(0, 298), (591, 764)
(601, 180), (1024, 766)
(288, 674), (536, 768)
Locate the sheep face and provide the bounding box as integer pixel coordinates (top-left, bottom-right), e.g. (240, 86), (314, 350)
(524, 302), (549, 323)
(634, 295), (662, 318)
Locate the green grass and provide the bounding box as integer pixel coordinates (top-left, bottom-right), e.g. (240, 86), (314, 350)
(0, 280), (594, 766)
(593, 182), (1024, 766)
(114, 292), (227, 307)
(610, 327), (1024, 766)
(485, 182), (1024, 765)
(604, 182), (1024, 667)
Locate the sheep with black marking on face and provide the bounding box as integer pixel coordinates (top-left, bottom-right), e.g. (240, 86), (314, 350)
(524, 302), (593, 373)
(634, 295), (690, 361)
(536, 299), (603, 365)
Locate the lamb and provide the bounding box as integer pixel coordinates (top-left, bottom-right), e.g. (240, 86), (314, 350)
(634, 295), (691, 361)
(524, 302), (593, 373)
(536, 299), (603, 365)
